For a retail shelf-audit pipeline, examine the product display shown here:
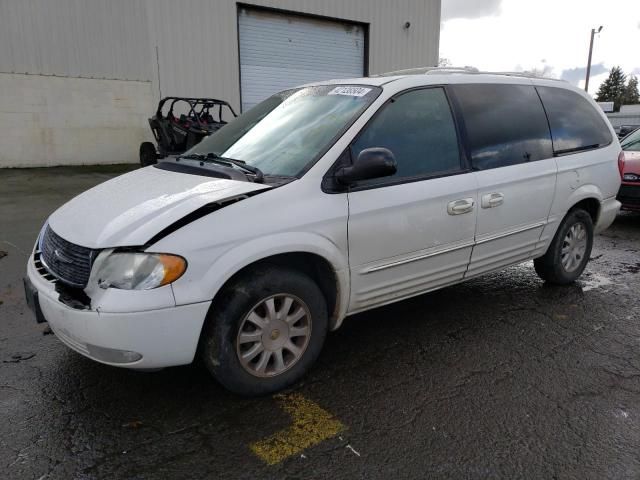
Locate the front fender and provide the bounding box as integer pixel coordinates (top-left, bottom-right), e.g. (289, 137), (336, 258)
(171, 232), (350, 329)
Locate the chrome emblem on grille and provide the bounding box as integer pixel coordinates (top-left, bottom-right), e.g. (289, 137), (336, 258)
(53, 248), (73, 265)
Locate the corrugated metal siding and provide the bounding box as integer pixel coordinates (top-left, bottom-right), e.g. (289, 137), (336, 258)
(0, 0), (151, 81)
(146, 0), (440, 111)
(238, 8), (365, 110)
(244, 0), (441, 75)
(607, 113), (640, 128)
(144, 0), (241, 105)
(1, 0), (439, 101)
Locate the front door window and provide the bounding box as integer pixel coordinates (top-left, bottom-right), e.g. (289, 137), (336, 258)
(350, 87), (462, 186)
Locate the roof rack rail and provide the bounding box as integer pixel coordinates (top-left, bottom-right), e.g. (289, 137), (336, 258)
(372, 66), (564, 82)
(489, 71), (564, 81)
(371, 66), (479, 77)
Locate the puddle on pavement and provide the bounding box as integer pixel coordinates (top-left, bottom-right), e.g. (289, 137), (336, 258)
(581, 273), (614, 292)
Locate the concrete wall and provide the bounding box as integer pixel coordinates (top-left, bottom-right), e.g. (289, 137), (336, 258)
(0, 74), (153, 167)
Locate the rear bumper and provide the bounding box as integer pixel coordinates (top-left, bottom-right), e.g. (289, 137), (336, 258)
(595, 196), (621, 233)
(27, 256), (211, 369)
(617, 184), (640, 211)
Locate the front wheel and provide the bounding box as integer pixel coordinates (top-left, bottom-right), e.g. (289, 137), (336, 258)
(534, 208), (594, 284)
(200, 266), (328, 396)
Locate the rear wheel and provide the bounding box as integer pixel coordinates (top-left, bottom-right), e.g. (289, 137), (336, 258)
(534, 208), (594, 284)
(200, 265), (328, 396)
(139, 142), (157, 167)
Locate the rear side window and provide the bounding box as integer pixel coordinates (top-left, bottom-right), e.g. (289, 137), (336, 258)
(450, 84), (553, 170)
(536, 86), (612, 154)
(351, 87), (461, 184)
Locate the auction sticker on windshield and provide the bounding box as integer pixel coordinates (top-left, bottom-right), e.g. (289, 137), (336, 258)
(328, 86), (372, 97)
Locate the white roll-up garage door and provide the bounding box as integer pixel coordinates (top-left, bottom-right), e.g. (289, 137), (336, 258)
(238, 8), (366, 111)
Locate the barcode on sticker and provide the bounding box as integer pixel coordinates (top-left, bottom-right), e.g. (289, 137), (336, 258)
(328, 86), (372, 97)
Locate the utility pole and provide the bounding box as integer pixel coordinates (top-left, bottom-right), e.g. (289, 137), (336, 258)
(585, 26), (603, 92)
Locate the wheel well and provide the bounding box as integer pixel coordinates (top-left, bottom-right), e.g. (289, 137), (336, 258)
(570, 198), (600, 224)
(213, 252), (340, 326)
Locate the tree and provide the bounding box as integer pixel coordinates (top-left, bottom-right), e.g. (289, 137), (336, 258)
(623, 75), (640, 105)
(595, 66), (627, 111)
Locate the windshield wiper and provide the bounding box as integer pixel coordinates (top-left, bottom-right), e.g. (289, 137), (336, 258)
(178, 153), (264, 183)
(207, 153), (264, 183)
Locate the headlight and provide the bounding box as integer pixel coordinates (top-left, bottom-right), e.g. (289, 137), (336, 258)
(95, 252), (187, 290)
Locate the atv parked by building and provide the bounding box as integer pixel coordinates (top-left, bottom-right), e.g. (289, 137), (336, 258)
(139, 97), (237, 166)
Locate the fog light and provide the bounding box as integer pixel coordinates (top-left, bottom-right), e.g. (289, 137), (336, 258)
(86, 344), (143, 363)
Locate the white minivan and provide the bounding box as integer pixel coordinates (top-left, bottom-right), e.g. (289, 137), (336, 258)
(25, 69), (622, 395)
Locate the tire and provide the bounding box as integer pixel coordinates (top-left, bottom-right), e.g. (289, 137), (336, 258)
(139, 142), (157, 167)
(200, 265), (328, 396)
(534, 208), (594, 284)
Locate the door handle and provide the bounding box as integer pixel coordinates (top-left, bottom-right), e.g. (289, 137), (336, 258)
(481, 192), (504, 209)
(447, 198), (475, 215)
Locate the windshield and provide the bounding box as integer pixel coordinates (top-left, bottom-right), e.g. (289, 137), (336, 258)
(621, 128), (640, 152)
(187, 85), (381, 177)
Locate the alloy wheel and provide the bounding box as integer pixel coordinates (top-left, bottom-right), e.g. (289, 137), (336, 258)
(561, 222), (588, 272)
(236, 294), (312, 378)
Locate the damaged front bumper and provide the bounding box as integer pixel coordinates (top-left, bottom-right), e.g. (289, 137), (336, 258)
(25, 252), (211, 369)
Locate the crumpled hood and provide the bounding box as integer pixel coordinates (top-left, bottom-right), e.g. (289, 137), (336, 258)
(48, 166), (270, 248)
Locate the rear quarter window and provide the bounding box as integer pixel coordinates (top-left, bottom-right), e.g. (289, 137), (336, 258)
(450, 84), (553, 170)
(536, 86), (612, 154)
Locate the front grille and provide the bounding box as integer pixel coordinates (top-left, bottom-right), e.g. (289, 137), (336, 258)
(40, 226), (95, 287)
(33, 251), (57, 283)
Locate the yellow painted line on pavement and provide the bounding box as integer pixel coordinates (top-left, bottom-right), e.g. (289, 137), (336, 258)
(250, 393), (345, 465)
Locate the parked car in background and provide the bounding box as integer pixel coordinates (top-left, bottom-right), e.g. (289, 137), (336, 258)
(618, 127), (640, 211)
(617, 125), (639, 139)
(25, 69), (621, 395)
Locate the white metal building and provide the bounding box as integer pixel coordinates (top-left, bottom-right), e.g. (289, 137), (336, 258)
(0, 0), (441, 168)
(606, 105), (640, 129)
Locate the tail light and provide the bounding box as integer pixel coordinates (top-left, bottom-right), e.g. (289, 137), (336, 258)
(618, 151), (626, 179)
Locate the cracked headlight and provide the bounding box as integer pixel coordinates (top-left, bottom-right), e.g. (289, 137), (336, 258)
(95, 252), (187, 290)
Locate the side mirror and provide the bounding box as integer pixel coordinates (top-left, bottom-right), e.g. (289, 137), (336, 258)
(335, 147), (397, 185)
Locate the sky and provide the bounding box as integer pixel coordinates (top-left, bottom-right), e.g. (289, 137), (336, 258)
(439, 0), (640, 96)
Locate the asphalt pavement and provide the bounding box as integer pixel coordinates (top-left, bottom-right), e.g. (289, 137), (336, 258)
(1, 166), (640, 479)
